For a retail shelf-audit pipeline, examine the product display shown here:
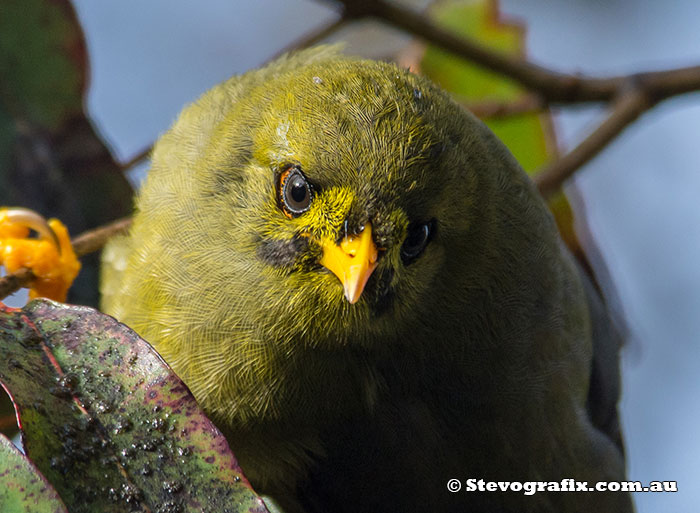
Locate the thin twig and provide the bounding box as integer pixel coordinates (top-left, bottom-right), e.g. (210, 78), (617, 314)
(535, 90), (652, 197)
(635, 65), (700, 101)
(0, 268), (34, 303)
(268, 14), (348, 61)
(119, 2), (700, 203)
(0, 217), (133, 301)
(465, 95), (544, 119)
(118, 145), (151, 171)
(71, 217), (133, 256)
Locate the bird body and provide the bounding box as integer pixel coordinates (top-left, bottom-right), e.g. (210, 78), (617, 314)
(102, 47), (632, 512)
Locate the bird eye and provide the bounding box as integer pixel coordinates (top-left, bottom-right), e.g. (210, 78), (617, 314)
(401, 219), (436, 265)
(279, 166), (313, 217)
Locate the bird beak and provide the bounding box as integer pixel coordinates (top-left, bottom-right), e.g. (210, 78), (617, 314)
(319, 223), (378, 304)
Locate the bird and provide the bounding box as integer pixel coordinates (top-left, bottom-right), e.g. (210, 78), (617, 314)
(100, 47), (633, 513)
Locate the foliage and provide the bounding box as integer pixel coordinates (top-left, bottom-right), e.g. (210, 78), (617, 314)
(0, 300), (270, 513)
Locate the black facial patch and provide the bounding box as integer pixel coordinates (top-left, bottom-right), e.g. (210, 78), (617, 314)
(257, 235), (308, 267)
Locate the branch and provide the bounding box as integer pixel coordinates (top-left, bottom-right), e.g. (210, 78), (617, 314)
(535, 90), (652, 197)
(0, 217), (133, 301)
(326, 0), (700, 105)
(0, 268), (34, 303)
(465, 95), (543, 119)
(118, 145), (151, 171)
(124, 1), (700, 201)
(71, 217), (133, 256)
(269, 14), (348, 61)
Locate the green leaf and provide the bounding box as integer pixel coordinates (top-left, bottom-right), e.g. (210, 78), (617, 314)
(0, 0), (134, 307)
(0, 434), (68, 513)
(0, 300), (270, 513)
(0, 0), (85, 129)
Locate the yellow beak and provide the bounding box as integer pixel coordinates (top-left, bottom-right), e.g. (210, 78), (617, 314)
(319, 223), (378, 304)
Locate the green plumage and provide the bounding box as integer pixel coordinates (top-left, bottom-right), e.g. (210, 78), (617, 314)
(102, 47), (631, 512)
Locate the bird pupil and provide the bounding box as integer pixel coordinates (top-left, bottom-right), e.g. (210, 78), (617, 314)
(407, 226), (427, 249)
(291, 180), (307, 203)
(401, 220), (436, 265)
(281, 169), (312, 216)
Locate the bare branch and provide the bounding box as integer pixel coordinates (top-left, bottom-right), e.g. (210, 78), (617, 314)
(465, 95), (544, 119)
(268, 14), (348, 61)
(119, 145), (151, 171)
(116, 2), (700, 204)
(326, 0), (700, 106)
(633, 65), (700, 101)
(0, 217), (133, 301)
(535, 90), (652, 197)
(71, 217), (133, 256)
(0, 268), (34, 303)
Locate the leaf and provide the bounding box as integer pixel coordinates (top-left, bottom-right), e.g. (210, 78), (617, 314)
(412, 0), (581, 255)
(0, 300), (270, 513)
(0, 0), (134, 306)
(0, 434), (68, 513)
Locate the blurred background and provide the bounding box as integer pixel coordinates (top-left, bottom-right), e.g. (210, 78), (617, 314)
(5, 1), (699, 511)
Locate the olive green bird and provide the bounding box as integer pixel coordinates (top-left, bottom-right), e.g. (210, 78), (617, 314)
(101, 47), (632, 513)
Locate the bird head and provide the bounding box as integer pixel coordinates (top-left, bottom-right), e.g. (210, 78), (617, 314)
(137, 50), (539, 354)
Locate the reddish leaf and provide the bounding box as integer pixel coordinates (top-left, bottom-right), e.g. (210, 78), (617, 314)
(0, 434), (68, 513)
(0, 299), (270, 513)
